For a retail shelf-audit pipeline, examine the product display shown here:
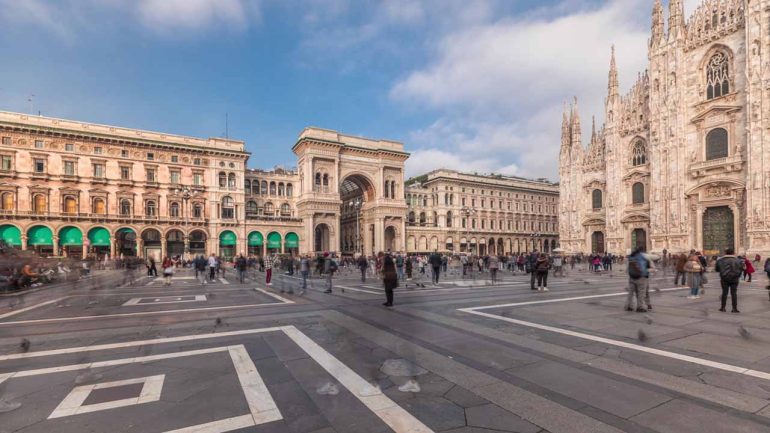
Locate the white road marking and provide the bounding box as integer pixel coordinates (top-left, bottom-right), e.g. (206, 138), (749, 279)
(229, 346), (283, 425)
(0, 297), (68, 320)
(163, 415), (254, 433)
(122, 295), (207, 306)
(219, 278), (230, 285)
(336, 285), (382, 295)
(458, 287), (770, 382)
(49, 375), (165, 419)
(254, 288), (295, 303)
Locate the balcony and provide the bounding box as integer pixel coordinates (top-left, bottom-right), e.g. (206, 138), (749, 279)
(118, 179), (134, 187)
(145, 181), (160, 189)
(92, 177), (108, 185)
(61, 174), (79, 183)
(0, 169), (17, 179)
(688, 155), (744, 179)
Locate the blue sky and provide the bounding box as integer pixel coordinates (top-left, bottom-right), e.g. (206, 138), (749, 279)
(0, 0), (699, 180)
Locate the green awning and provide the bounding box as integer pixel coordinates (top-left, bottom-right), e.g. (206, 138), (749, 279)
(27, 226), (53, 246)
(59, 226), (83, 246)
(267, 232), (281, 249)
(88, 227), (111, 246)
(219, 230), (237, 246)
(285, 232), (299, 248)
(0, 225), (21, 246)
(248, 232), (263, 247)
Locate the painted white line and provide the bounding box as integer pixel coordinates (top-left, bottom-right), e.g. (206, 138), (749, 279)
(336, 285), (382, 295)
(122, 295), (207, 306)
(219, 278), (230, 285)
(229, 346), (283, 425)
(0, 297), (69, 320)
(49, 375), (165, 419)
(163, 415), (254, 433)
(460, 287), (685, 311)
(254, 288), (295, 304)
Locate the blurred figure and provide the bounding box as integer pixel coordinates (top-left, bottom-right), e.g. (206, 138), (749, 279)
(162, 256), (173, 286)
(382, 253), (397, 307)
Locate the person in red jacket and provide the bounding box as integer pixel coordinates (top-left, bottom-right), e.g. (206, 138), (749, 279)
(743, 256), (755, 283)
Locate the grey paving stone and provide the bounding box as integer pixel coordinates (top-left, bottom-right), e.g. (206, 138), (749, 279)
(398, 396), (466, 431)
(267, 380), (331, 433)
(630, 399), (770, 433)
(444, 385), (490, 408)
(507, 361), (670, 419)
(664, 333), (770, 363)
(82, 382), (143, 405)
(466, 403), (541, 433)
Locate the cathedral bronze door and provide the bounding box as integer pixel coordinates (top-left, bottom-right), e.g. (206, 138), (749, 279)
(631, 229), (646, 251)
(703, 206), (734, 255)
(591, 231), (605, 253)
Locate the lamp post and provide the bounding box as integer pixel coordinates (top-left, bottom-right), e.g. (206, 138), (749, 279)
(460, 206), (477, 254)
(349, 198), (363, 255)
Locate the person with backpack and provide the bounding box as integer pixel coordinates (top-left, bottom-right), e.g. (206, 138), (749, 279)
(323, 252), (337, 293)
(625, 247), (650, 312)
(534, 253), (550, 291)
(715, 248), (745, 313)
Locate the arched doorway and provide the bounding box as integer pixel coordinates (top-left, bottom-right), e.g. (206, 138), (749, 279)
(87, 227), (111, 259)
(116, 228), (137, 257)
(189, 230), (207, 257)
(166, 229), (184, 259)
(315, 224), (330, 252)
(631, 229), (647, 251)
(266, 232), (282, 255)
(591, 231), (605, 254)
(219, 230), (237, 260)
(0, 224), (21, 250)
(703, 206), (734, 255)
(59, 226), (83, 258)
(339, 174), (375, 255)
(248, 231), (263, 257)
(384, 227), (396, 252)
(285, 232), (299, 256)
(497, 238), (504, 255)
(142, 228), (162, 260)
(446, 237), (454, 252)
(27, 225), (53, 256)
(488, 238), (495, 255)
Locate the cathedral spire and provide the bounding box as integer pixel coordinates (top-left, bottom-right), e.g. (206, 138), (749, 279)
(608, 45), (619, 98)
(560, 101), (570, 152)
(570, 96), (582, 148)
(651, 0), (665, 47)
(590, 116), (597, 143)
(668, 0), (684, 41)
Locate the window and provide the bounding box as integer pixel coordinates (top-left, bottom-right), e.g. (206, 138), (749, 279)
(64, 196), (77, 214)
(65, 143), (74, 152)
(120, 166), (131, 180)
(219, 172), (227, 188)
(121, 149), (128, 158)
(147, 152), (154, 161)
(193, 172), (203, 186)
(146, 168), (156, 182)
(246, 200), (257, 215)
(34, 159), (45, 173)
(34, 140), (43, 149)
(93, 163), (105, 178)
(287, 183), (293, 196)
(277, 183), (285, 196)
(446, 211), (453, 228)
(170, 170), (181, 185)
(632, 182), (645, 204)
(280, 203), (290, 215)
(120, 199), (132, 216)
(171, 155), (178, 163)
(631, 140), (647, 166)
(706, 52), (730, 100)
(245, 180), (251, 194)
(228, 173), (236, 189)
(1, 192), (13, 210)
(64, 161), (76, 176)
(1, 137), (10, 145)
(261, 181), (268, 195)
(170, 202), (180, 217)
(145, 200), (157, 216)
(33, 194), (47, 214)
(193, 158), (201, 165)
(94, 146), (102, 155)
(192, 203), (203, 218)
(264, 202), (274, 214)
(221, 196), (234, 219)
(706, 128), (728, 160)
(270, 182), (276, 195)
(92, 198), (106, 214)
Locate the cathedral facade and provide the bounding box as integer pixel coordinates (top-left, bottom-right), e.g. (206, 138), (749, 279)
(559, 0), (770, 257)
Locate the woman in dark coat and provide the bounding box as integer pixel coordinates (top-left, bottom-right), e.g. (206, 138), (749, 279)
(382, 253), (398, 307)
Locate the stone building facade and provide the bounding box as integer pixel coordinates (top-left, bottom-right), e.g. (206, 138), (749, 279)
(405, 170), (559, 254)
(559, 0), (770, 257)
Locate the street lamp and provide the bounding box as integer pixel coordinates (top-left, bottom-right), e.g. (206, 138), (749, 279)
(349, 198), (363, 254)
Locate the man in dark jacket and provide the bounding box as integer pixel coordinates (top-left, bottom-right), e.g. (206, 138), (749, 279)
(528, 250), (539, 290)
(357, 255), (368, 283)
(715, 247), (745, 313)
(428, 251), (442, 284)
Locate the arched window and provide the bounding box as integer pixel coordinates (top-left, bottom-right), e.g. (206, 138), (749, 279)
(245, 180), (251, 194)
(632, 182), (645, 204)
(264, 202), (274, 215)
(252, 180), (260, 195)
(92, 198), (106, 215)
(1, 192), (13, 210)
(269, 182), (276, 195)
(120, 199), (132, 216)
(631, 140), (647, 166)
(221, 196), (234, 219)
(592, 189), (603, 209)
(145, 200), (156, 216)
(706, 128), (728, 160)
(322, 174), (329, 187)
(286, 183), (293, 197)
(422, 196), (427, 206)
(64, 196), (78, 214)
(706, 52), (729, 100)
(260, 181), (267, 195)
(169, 202), (180, 217)
(390, 182), (396, 199)
(227, 173), (236, 189)
(384, 180), (390, 198)
(277, 183), (285, 196)
(246, 200), (257, 215)
(314, 173), (321, 192)
(218, 172), (227, 188)
(408, 211), (415, 223)
(33, 194), (47, 214)
(419, 212), (426, 226)
(192, 203), (203, 218)
(446, 211), (453, 228)
(280, 203), (290, 215)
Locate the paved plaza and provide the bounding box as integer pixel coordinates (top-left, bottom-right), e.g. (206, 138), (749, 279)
(3, 266), (770, 433)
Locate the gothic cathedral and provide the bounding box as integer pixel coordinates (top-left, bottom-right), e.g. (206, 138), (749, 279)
(559, 0), (770, 257)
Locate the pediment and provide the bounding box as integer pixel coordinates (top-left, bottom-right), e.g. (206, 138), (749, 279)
(690, 104), (741, 125)
(621, 213), (650, 223)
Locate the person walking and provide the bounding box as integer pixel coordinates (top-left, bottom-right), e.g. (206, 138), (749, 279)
(552, 254), (563, 277)
(195, 255), (207, 285)
(488, 254), (499, 285)
(357, 254), (368, 283)
(264, 253), (274, 286)
(395, 253), (405, 282)
(300, 255), (310, 293)
(382, 253), (397, 307)
(428, 250), (442, 285)
(534, 253), (550, 291)
(405, 255), (413, 281)
(323, 252), (337, 293)
(674, 254), (687, 286)
(208, 253), (217, 282)
(148, 256), (158, 277)
(715, 248), (744, 313)
(625, 247), (651, 312)
(743, 256), (755, 283)
(528, 250), (539, 290)
(236, 254), (247, 284)
(684, 253), (703, 299)
(161, 256), (174, 286)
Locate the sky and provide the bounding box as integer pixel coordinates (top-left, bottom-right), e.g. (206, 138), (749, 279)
(0, 0), (700, 181)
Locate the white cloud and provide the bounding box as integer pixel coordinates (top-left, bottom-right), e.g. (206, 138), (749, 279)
(0, 0), (75, 42)
(136, 0), (258, 33)
(392, 0), (654, 181)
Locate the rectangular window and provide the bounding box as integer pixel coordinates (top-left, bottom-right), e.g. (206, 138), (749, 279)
(147, 152), (154, 161)
(121, 149), (128, 158)
(1, 137), (10, 145)
(34, 140), (43, 149)
(461, 198), (466, 206)
(462, 219), (466, 228)
(120, 166), (131, 180)
(170, 170), (181, 184)
(193, 158), (201, 165)
(64, 161), (76, 176)
(146, 169), (156, 182)
(472, 199), (476, 207)
(93, 163), (105, 178)
(94, 146), (102, 155)
(65, 143), (74, 152)
(0, 155), (12, 171)
(193, 172), (203, 185)
(171, 155), (178, 163)
(34, 159), (45, 173)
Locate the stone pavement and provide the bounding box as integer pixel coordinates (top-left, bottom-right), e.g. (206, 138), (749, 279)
(1, 265), (770, 432)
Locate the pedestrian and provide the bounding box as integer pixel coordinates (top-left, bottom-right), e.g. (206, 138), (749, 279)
(743, 256), (755, 282)
(552, 254), (563, 277)
(300, 255), (310, 293)
(714, 248), (744, 313)
(382, 253), (397, 307)
(396, 253), (405, 282)
(684, 253), (703, 299)
(357, 254), (368, 283)
(674, 253), (687, 286)
(236, 254), (247, 284)
(148, 256), (158, 277)
(405, 255), (413, 280)
(323, 252), (337, 293)
(195, 255), (207, 284)
(428, 250), (442, 284)
(625, 247), (651, 312)
(488, 254), (499, 285)
(208, 253), (217, 281)
(534, 253), (550, 292)
(528, 250), (539, 290)
(264, 254), (274, 286)
(161, 256), (173, 286)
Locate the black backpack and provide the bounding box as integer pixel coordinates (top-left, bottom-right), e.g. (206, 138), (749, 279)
(628, 254), (646, 280)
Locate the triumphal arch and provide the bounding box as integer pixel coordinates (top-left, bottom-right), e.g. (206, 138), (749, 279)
(292, 128), (408, 256)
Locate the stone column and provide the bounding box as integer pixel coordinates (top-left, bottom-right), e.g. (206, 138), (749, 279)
(730, 204), (741, 253)
(110, 237), (116, 259)
(53, 235), (59, 256)
(137, 239), (144, 258)
(21, 235), (27, 251)
(183, 236), (190, 260)
(374, 218), (384, 253)
(160, 235), (167, 259)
